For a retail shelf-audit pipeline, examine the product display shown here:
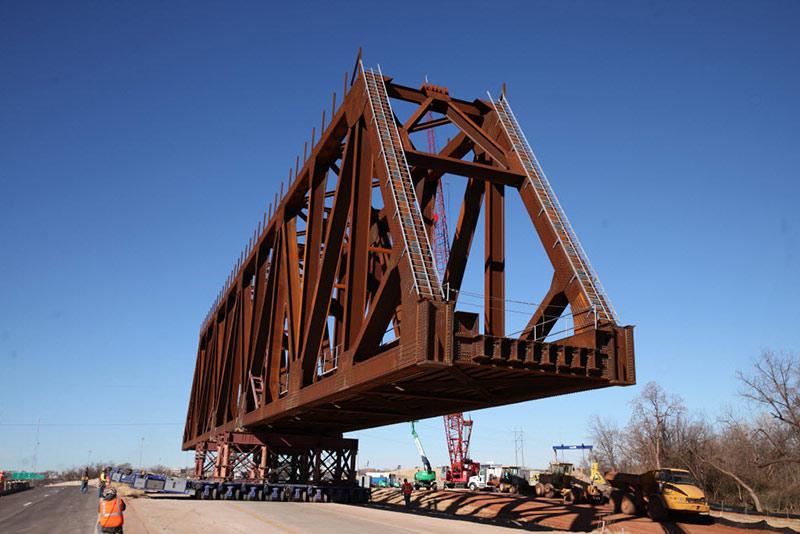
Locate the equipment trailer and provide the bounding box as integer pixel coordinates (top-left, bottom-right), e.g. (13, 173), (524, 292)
(110, 468), (370, 503)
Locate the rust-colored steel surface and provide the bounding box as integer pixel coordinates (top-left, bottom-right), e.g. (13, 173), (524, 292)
(183, 60), (636, 457)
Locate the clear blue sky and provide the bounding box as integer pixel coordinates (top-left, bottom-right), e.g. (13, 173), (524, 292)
(1, 1), (798, 472)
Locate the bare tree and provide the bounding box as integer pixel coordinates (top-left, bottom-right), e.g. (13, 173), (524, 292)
(738, 350), (800, 467)
(628, 382), (686, 469)
(589, 415), (625, 471)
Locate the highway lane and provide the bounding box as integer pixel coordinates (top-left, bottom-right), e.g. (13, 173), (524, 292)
(0, 484), (98, 533)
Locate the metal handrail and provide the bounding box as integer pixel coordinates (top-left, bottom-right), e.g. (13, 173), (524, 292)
(361, 62), (443, 299)
(489, 93), (618, 323)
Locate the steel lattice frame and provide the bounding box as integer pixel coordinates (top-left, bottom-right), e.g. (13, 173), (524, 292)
(183, 61), (635, 461)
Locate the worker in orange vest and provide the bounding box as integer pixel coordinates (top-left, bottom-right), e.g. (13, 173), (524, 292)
(401, 478), (414, 508)
(98, 487), (126, 533)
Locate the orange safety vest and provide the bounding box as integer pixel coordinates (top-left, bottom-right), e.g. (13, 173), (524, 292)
(98, 497), (124, 528)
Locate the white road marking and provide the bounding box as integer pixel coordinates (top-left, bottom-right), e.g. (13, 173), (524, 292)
(23, 502), (32, 506)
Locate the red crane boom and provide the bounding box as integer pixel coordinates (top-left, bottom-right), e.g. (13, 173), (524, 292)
(426, 108), (479, 487)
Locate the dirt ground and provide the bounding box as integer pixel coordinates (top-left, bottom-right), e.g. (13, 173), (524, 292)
(370, 488), (800, 533)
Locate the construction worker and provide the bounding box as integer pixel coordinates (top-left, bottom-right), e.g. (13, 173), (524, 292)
(97, 487), (125, 533)
(81, 468), (89, 494)
(98, 468), (108, 498)
(401, 478), (413, 508)
(0, 470), (5, 498)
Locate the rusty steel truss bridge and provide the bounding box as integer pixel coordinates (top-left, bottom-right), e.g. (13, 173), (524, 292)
(183, 58), (635, 489)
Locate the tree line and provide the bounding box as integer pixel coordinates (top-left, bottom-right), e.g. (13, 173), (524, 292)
(590, 350), (800, 514)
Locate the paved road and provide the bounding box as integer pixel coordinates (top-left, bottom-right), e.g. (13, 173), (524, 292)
(126, 497), (528, 533)
(0, 484), (97, 533)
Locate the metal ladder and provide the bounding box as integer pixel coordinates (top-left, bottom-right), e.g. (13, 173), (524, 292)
(490, 94), (618, 323)
(362, 64), (443, 300)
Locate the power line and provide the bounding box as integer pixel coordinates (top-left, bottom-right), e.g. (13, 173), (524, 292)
(513, 428), (525, 467)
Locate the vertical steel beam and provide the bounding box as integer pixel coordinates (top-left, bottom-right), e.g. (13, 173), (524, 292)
(484, 182), (505, 336)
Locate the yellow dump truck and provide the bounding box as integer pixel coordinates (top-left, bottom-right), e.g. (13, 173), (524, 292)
(605, 468), (711, 522)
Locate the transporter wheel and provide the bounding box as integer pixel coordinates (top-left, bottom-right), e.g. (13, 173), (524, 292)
(620, 493), (638, 516)
(610, 490), (622, 513)
(544, 484), (556, 499)
(647, 495), (668, 522)
(211, 487), (220, 500)
(468, 482), (477, 491)
(534, 482), (545, 497)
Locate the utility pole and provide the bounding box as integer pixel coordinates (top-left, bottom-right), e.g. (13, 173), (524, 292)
(513, 428), (525, 467)
(139, 437), (144, 468)
(32, 418), (41, 472)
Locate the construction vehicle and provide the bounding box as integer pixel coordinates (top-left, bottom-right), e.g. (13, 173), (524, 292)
(535, 462), (596, 503)
(410, 422), (437, 490)
(605, 468), (711, 522)
(442, 413), (481, 488)
(487, 465), (532, 494)
(534, 445), (610, 504)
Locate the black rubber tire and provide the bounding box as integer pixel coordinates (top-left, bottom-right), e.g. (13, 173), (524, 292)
(563, 489), (575, 504)
(212, 487), (220, 500)
(534, 482), (545, 497)
(620, 494), (638, 516)
(468, 483), (477, 491)
(610, 490), (622, 513)
(647, 496), (668, 522)
(544, 484), (556, 499)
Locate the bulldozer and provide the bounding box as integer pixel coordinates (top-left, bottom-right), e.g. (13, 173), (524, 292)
(485, 465), (532, 494)
(534, 461), (610, 504)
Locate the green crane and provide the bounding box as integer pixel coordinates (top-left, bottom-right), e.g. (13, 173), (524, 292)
(411, 421), (437, 490)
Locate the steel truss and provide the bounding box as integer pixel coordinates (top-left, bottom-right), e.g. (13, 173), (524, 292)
(183, 59), (636, 457)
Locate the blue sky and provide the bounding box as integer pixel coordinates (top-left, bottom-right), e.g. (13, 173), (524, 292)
(1, 1), (798, 472)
